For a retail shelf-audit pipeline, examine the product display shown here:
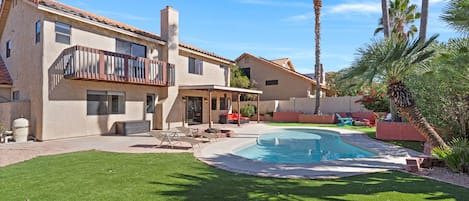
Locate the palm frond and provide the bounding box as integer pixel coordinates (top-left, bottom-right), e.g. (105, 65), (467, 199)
(341, 34), (438, 86)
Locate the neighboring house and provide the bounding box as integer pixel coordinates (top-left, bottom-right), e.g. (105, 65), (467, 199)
(0, 0), (260, 141)
(236, 53), (326, 101)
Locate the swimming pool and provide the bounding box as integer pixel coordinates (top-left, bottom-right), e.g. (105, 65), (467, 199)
(234, 129), (376, 163)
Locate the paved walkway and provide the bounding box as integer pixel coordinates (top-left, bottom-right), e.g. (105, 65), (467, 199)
(0, 133), (194, 167)
(194, 123), (423, 179)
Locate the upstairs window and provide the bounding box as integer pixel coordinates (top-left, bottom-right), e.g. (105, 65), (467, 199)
(12, 91), (19, 101)
(116, 39), (146, 57)
(188, 57), (203, 75)
(265, 80), (278, 86)
(6, 40), (11, 58)
(55, 21), (71, 44)
(35, 20), (41, 43)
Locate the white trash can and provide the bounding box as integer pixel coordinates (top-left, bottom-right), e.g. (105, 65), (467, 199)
(13, 118), (29, 143)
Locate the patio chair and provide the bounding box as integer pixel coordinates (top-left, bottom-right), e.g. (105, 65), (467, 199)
(0, 130), (13, 143)
(149, 130), (177, 148)
(150, 130), (202, 148)
(175, 126), (218, 142)
(335, 113), (353, 126)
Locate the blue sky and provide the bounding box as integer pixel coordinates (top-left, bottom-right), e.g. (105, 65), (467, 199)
(58, 0), (460, 73)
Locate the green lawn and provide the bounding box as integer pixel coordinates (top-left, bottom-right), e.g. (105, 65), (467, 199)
(266, 122), (424, 152)
(0, 151), (467, 201)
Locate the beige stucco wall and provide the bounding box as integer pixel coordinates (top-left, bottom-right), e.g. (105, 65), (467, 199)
(0, 1), (43, 137)
(43, 80), (161, 140)
(241, 96), (370, 115)
(1, 3), (232, 140)
(237, 56), (314, 100)
(40, 10), (166, 140)
(177, 50), (229, 86)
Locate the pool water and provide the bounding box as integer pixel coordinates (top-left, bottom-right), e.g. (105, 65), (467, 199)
(234, 129), (376, 163)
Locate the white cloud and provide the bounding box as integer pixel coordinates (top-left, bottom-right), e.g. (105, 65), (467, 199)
(328, 2), (381, 14)
(283, 12), (314, 22)
(238, 0), (310, 7)
(429, 0), (449, 4)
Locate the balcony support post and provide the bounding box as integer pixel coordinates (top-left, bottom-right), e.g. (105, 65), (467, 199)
(124, 56), (129, 82)
(99, 50), (105, 79)
(163, 63), (168, 85)
(144, 59), (150, 84)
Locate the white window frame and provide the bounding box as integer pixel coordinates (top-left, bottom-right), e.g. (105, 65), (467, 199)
(55, 21), (71, 45)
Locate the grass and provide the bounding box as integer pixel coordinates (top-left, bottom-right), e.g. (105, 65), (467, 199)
(0, 151), (467, 201)
(266, 122), (425, 152)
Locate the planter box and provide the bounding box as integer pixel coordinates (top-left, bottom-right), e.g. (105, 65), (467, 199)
(250, 114), (273, 121)
(273, 112), (302, 122)
(298, 114), (335, 124)
(376, 122), (426, 142)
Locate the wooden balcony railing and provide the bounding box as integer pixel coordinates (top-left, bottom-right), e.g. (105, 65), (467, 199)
(57, 45), (175, 86)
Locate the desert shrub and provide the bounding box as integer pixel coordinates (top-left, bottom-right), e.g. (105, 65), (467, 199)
(240, 105), (255, 117)
(432, 138), (469, 173)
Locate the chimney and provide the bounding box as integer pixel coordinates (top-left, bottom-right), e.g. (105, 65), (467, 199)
(161, 6), (179, 65)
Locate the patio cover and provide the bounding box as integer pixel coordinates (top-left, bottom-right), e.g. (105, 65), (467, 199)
(179, 85), (263, 127)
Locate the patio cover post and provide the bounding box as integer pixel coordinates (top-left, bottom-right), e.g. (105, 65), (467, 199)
(208, 90), (212, 128)
(257, 94), (260, 123)
(237, 93), (241, 127)
(181, 96), (186, 126)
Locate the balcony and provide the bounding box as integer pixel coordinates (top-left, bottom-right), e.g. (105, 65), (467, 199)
(56, 45), (175, 86)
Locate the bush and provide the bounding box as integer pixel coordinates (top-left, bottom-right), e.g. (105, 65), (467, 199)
(355, 89), (390, 112)
(432, 138), (469, 173)
(240, 105), (256, 117)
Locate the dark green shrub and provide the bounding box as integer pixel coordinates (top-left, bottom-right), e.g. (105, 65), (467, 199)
(240, 105), (255, 117)
(432, 138), (469, 173)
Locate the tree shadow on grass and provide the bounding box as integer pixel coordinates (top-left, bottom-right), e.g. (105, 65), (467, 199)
(148, 168), (468, 201)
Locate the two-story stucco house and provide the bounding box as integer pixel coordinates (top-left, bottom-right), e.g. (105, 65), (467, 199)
(236, 53), (326, 101)
(0, 0), (261, 141)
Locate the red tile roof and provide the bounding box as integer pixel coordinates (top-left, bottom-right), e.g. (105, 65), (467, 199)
(0, 56), (12, 85)
(32, 0), (164, 42)
(179, 43), (234, 63)
(28, 0), (233, 63)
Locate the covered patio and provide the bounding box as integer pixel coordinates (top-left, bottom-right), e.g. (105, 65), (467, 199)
(179, 85), (262, 128)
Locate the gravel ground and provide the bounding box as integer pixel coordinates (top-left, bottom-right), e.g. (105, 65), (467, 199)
(418, 167), (469, 188)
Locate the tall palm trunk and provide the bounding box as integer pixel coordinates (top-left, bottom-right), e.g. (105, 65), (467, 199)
(381, 0), (391, 37)
(387, 80), (448, 147)
(419, 0), (429, 42)
(313, 0), (322, 114)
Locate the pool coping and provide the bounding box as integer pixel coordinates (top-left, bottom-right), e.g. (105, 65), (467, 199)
(194, 125), (424, 179)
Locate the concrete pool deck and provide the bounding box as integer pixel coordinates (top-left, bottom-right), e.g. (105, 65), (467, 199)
(194, 123), (424, 179)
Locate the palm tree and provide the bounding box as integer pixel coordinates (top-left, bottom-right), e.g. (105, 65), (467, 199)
(342, 34), (447, 148)
(441, 0), (469, 34)
(375, 0), (421, 39)
(313, 0), (322, 114)
(419, 0), (429, 41)
(381, 0), (391, 37)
